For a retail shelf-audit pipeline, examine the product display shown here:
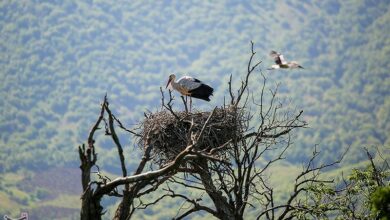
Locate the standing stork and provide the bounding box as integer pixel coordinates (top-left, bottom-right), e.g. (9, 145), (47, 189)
(268, 50), (304, 70)
(166, 74), (214, 112)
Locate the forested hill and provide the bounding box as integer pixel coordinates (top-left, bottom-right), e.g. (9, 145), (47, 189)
(1, 1), (389, 174)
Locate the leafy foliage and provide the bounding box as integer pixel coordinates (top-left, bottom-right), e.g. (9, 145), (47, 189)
(370, 186), (390, 220)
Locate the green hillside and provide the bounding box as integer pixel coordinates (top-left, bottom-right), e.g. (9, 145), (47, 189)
(1, 0), (389, 219)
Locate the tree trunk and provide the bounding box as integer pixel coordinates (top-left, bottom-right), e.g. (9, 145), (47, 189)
(79, 145), (103, 220)
(197, 159), (236, 220)
(113, 190), (132, 220)
(80, 190), (103, 220)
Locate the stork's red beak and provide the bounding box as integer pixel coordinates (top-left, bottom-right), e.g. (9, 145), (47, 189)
(166, 78), (172, 88)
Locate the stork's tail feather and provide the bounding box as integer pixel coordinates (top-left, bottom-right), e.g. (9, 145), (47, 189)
(189, 84), (214, 101)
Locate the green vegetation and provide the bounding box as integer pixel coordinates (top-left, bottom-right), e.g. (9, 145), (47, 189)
(295, 155), (390, 219)
(0, 0), (389, 219)
(371, 186), (390, 219)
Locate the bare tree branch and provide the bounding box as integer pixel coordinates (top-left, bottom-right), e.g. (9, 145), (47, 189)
(235, 41), (262, 107)
(160, 86), (180, 120)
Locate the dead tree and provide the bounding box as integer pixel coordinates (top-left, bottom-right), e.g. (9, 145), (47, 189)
(79, 95), (228, 220)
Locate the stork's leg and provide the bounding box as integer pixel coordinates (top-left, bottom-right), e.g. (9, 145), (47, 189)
(181, 96), (188, 113)
(190, 97), (192, 112)
(185, 96), (188, 113)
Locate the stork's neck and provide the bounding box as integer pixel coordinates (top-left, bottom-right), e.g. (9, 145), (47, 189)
(170, 80), (181, 90)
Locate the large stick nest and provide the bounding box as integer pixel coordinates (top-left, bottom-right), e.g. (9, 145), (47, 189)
(141, 107), (243, 166)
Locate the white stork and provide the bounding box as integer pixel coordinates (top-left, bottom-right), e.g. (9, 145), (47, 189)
(268, 51), (304, 70)
(166, 74), (214, 112)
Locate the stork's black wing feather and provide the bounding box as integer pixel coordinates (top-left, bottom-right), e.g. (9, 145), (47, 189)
(189, 84), (214, 101)
(192, 78), (201, 83)
(270, 51), (282, 65)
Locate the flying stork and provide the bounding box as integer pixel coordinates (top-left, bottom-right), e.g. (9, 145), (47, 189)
(166, 74), (214, 112)
(268, 50), (304, 70)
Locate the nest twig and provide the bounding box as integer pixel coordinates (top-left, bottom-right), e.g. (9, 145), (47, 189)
(141, 107), (242, 166)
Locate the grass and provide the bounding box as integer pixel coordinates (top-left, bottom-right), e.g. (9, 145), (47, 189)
(8, 187), (30, 200)
(39, 194), (80, 209)
(0, 191), (23, 214)
(3, 173), (24, 184)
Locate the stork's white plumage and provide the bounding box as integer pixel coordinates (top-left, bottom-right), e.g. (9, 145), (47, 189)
(268, 51), (304, 70)
(166, 74), (214, 112)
